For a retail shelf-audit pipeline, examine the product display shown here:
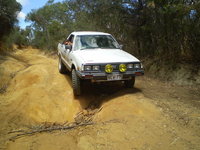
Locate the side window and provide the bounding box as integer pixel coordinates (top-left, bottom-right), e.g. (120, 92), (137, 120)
(63, 34), (74, 46)
(68, 35), (74, 43)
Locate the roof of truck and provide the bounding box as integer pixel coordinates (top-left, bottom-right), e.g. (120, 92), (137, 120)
(71, 31), (111, 36)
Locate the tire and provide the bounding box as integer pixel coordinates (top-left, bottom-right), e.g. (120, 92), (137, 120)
(124, 77), (135, 88)
(58, 57), (67, 74)
(72, 69), (81, 96)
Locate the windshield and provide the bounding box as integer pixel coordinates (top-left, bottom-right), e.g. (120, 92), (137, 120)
(73, 35), (120, 50)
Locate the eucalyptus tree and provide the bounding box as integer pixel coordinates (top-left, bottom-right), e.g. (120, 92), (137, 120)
(26, 1), (72, 50)
(25, 0), (200, 64)
(0, 0), (21, 50)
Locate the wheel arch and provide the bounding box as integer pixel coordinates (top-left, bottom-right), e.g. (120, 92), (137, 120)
(71, 61), (79, 71)
(71, 64), (75, 69)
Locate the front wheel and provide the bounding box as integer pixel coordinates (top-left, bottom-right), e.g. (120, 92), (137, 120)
(72, 69), (81, 96)
(124, 77), (135, 88)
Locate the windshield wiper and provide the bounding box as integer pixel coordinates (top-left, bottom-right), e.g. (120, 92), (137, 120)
(80, 47), (100, 50)
(98, 47), (118, 49)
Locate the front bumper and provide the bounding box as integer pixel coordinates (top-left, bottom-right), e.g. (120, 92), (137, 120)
(76, 70), (144, 82)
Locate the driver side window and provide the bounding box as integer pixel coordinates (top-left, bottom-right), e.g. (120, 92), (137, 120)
(68, 35), (74, 43)
(63, 34), (74, 46)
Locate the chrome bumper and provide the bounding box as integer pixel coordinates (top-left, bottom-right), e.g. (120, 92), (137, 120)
(76, 70), (144, 82)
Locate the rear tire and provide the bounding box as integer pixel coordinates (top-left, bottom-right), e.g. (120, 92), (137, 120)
(72, 69), (81, 96)
(58, 57), (67, 74)
(124, 77), (135, 88)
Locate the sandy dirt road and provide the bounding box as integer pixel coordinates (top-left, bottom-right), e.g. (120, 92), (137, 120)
(0, 48), (200, 150)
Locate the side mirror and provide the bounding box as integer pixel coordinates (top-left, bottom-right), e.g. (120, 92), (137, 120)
(119, 44), (123, 49)
(65, 45), (72, 51)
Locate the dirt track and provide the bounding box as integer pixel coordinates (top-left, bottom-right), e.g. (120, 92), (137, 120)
(0, 48), (200, 150)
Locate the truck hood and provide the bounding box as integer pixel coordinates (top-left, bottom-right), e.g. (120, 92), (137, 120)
(73, 49), (140, 64)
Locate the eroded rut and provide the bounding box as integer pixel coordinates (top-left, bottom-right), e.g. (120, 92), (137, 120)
(0, 48), (200, 150)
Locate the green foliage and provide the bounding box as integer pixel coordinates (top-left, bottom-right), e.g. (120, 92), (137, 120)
(0, 0), (21, 52)
(0, 0), (21, 40)
(13, 27), (30, 48)
(1, 26), (30, 52)
(26, 0), (200, 64)
(26, 2), (73, 50)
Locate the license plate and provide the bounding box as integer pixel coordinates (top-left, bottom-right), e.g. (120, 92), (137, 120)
(107, 74), (123, 81)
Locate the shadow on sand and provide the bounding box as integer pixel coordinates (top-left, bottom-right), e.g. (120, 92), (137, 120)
(63, 74), (142, 110)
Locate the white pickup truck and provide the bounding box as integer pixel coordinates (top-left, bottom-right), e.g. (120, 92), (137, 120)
(58, 31), (144, 96)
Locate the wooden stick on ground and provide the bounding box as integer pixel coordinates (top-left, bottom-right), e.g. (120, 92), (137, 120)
(9, 122), (94, 142)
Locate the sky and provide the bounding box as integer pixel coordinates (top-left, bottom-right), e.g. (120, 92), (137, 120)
(16, 0), (62, 29)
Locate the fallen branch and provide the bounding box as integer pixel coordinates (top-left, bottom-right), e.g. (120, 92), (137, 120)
(9, 122), (94, 142)
(8, 107), (109, 142)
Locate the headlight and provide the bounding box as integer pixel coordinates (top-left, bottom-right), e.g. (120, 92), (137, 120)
(134, 64), (141, 69)
(84, 65), (91, 71)
(93, 65), (100, 71)
(127, 64), (134, 69)
(105, 64), (113, 73)
(141, 63), (143, 69)
(119, 64), (127, 72)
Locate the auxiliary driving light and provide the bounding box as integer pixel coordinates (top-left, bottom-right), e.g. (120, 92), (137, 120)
(105, 64), (113, 73)
(119, 64), (127, 72)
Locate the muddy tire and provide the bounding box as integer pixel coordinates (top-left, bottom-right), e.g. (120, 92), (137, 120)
(124, 77), (135, 88)
(58, 57), (67, 74)
(72, 69), (81, 96)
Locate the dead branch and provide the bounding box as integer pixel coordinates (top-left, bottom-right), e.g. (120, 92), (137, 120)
(8, 106), (103, 142)
(9, 122), (94, 142)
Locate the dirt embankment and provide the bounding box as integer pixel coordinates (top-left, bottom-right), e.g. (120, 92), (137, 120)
(143, 57), (200, 86)
(0, 48), (200, 150)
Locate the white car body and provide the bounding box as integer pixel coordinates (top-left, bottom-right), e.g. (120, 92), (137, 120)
(58, 31), (144, 95)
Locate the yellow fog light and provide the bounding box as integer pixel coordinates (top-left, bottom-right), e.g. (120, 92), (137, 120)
(119, 64), (127, 72)
(105, 64), (113, 73)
